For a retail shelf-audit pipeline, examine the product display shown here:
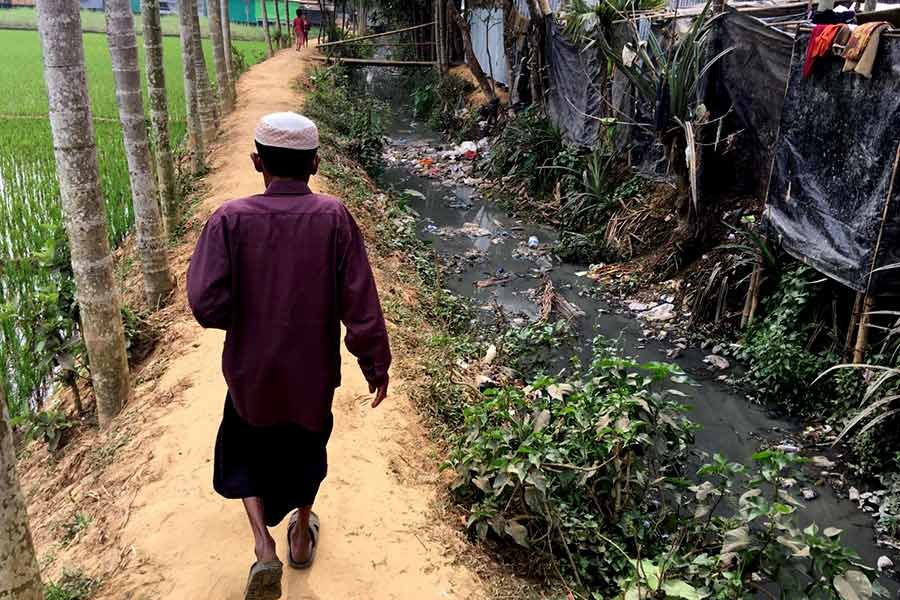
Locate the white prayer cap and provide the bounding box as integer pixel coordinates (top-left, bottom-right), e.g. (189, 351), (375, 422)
(254, 112), (319, 151)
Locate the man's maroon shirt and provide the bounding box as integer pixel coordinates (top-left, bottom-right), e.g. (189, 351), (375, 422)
(187, 179), (391, 431)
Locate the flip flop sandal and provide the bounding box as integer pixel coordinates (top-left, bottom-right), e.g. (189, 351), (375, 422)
(287, 510), (320, 570)
(244, 559), (283, 600)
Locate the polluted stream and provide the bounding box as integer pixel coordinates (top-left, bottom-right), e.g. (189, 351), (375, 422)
(351, 66), (898, 591)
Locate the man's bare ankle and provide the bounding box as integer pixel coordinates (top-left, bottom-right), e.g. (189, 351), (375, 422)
(255, 536), (278, 562)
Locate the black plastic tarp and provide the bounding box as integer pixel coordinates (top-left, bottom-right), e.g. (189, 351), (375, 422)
(545, 19), (604, 147)
(765, 31), (900, 294)
(707, 9), (794, 196)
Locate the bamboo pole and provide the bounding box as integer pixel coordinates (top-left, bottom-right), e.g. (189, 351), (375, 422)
(317, 21), (436, 47)
(740, 266), (757, 328)
(310, 55), (438, 66)
(742, 263), (764, 328)
(853, 141), (900, 363)
(844, 291), (863, 360)
(853, 294), (874, 363)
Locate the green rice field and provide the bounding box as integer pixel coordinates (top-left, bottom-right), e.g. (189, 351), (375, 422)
(0, 6), (269, 41)
(0, 28), (268, 417)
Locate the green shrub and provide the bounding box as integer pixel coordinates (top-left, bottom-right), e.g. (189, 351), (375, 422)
(13, 409), (73, 452)
(480, 106), (566, 202)
(447, 338), (696, 589)
(304, 66), (385, 175)
(743, 265), (831, 413)
(44, 569), (99, 600)
(499, 320), (574, 379)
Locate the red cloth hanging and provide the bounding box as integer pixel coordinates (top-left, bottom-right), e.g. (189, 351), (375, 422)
(803, 24), (842, 79)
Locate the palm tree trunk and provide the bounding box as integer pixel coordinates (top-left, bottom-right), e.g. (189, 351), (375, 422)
(105, 0), (175, 308)
(283, 0), (290, 45)
(142, 0), (179, 236)
(207, 0), (234, 112)
(448, 2), (497, 102)
(261, 0), (274, 56)
(179, 0), (205, 174)
(274, 0), (282, 45)
(191, 0), (219, 143)
(221, 0), (235, 89)
(0, 387), (42, 600)
(37, 0), (131, 427)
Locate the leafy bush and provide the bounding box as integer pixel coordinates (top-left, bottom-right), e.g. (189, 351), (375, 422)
(13, 409), (73, 452)
(499, 320), (574, 379)
(555, 230), (618, 264)
(304, 66), (385, 175)
(408, 72), (477, 136)
(480, 107), (566, 201)
(447, 338), (696, 590)
(559, 148), (620, 234)
(448, 335), (885, 597)
(743, 265), (831, 412)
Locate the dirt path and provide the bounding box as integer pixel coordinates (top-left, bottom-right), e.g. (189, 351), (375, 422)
(97, 49), (487, 599)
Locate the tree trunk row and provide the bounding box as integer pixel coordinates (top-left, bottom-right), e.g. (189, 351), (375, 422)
(105, 0), (175, 308)
(5, 0), (244, 587)
(37, 0), (132, 427)
(191, 3), (218, 144)
(142, 0), (179, 235)
(261, 0), (274, 55)
(207, 0), (234, 113)
(180, 0), (206, 172)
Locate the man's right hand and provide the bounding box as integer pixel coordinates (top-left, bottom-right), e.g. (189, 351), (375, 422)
(369, 377), (389, 408)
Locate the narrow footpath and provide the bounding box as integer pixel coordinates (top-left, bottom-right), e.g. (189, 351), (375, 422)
(87, 49), (487, 600)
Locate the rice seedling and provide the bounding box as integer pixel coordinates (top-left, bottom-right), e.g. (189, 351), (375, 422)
(0, 29), (268, 418)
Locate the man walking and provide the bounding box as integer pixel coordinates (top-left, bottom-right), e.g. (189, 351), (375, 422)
(187, 112), (391, 600)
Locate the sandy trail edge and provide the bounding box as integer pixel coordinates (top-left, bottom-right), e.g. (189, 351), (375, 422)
(101, 49), (487, 599)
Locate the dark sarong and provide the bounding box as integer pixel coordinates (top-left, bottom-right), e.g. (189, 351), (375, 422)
(213, 393), (334, 527)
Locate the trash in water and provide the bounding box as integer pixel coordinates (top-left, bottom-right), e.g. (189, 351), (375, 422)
(642, 303), (676, 322)
(459, 222), (491, 237)
(403, 189), (426, 200)
(457, 141), (478, 160)
(704, 355), (730, 370)
(527, 236), (540, 248)
(475, 275), (510, 288)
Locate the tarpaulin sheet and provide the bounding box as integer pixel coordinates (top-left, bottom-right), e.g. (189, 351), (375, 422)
(765, 30), (900, 293)
(708, 9), (794, 195)
(545, 18), (604, 146)
(470, 8), (509, 85)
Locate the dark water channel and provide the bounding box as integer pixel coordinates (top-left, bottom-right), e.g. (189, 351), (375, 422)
(352, 66), (898, 592)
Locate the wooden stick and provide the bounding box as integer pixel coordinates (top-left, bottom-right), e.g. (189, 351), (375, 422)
(853, 294), (874, 363)
(844, 291), (864, 360)
(741, 266), (758, 328)
(612, 1), (812, 23)
(742, 262), (765, 328)
(310, 56), (438, 66)
(853, 142), (900, 363)
(317, 21), (436, 48)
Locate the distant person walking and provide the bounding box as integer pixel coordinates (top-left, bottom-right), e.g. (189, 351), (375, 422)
(187, 112), (391, 600)
(293, 9), (307, 51)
